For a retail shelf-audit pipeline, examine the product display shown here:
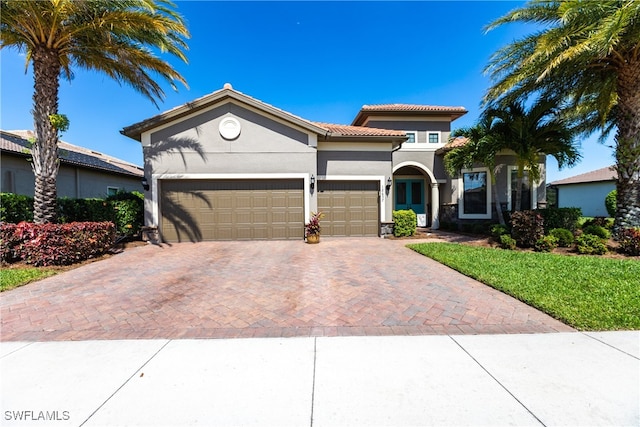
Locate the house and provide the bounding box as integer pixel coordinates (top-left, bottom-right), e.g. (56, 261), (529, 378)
(0, 130), (144, 198)
(122, 84), (546, 242)
(548, 166), (617, 217)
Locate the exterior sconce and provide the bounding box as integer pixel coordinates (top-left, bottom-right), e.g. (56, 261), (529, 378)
(310, 175), (316, 191)
(141, 178), (150, 191)
(386, 177), (392, 191)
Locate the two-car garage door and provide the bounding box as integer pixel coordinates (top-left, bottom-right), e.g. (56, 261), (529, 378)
(159, 179), (380, 242)
(160, 179), (304, 242)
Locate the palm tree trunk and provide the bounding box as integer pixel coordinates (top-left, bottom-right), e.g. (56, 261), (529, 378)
(613, 61), (640, 234)
(31, 46), (61, 224)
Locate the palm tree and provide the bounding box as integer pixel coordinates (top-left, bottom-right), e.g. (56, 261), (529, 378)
(445, 114), (507, 225)
(487, 99), (580, 212)
(484, 0), (640, 232)
(0, 0), (189, 223)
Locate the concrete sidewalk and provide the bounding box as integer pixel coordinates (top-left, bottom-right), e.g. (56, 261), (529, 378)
(1, 332), (638, 426)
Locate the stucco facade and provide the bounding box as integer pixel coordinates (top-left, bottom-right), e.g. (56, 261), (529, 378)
(123, 85), (546, 242)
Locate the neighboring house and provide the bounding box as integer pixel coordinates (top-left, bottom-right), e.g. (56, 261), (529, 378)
(122, 84), (546, 242)
(0, 130), (143, 198)
(548, 166), (617, 217)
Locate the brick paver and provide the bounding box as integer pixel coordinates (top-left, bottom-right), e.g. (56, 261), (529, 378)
(0, 238), (573, 341)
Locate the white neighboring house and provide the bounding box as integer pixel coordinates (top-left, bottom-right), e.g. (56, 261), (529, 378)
(549, 166), (617, 217)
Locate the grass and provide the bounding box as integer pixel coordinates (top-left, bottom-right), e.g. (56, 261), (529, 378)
(0, 268), (57, 292)
(408, 242), (640, 331)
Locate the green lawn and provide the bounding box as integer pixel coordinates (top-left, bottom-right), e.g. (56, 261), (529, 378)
(0, 268), (57, 292)
(408, 242), (640, 330)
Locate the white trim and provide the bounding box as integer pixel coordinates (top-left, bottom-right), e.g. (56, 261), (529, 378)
(393, 161), (437, 183)
(507, 166), (538, 211)
(317, 141), (392, 151)
(362, 115), (456, 124)
(458, 167), (492, 220)
(150, 173), (310, 227)
(427, 131), (441, 144)
(107, 186), (120, 196)
(319, 175), (387, 222)
(404, 130), (417, 144)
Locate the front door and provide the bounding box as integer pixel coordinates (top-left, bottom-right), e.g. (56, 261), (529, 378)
(395, 179), (425, 214)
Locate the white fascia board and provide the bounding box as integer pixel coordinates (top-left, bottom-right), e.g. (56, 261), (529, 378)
(317, 141), (392, 151)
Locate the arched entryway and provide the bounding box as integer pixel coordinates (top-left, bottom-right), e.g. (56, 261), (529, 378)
(393, 161), (440, 229)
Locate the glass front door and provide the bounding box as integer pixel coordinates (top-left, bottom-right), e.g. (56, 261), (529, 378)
(395, 179), (425, 214)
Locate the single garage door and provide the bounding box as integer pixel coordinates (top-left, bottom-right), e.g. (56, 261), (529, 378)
(160, 179), (304, 242)
(318, 181), (379, 237)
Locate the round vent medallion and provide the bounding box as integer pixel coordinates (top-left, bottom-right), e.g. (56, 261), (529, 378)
(219, 117), (241, 140)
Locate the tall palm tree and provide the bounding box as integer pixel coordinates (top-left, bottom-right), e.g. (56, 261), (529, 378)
(445, 114), (507, 225)
(1, 0), (189, 223)
(484, 0), (640, 232)
(487, 99), (580, 211)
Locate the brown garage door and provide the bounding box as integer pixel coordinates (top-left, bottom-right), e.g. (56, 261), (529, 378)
(160, 179), (304, 242)
(318, 181), (379, 237)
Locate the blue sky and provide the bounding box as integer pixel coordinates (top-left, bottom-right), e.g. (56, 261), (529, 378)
(1, 1), (616, 182)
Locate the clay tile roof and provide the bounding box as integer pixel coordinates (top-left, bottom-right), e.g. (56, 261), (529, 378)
(549, 166), (617, 186)
(1, 130), (143, 177)
(360, 104), (468, 113)
(434, 136), (470, 155)
(313, 122), (406, 138)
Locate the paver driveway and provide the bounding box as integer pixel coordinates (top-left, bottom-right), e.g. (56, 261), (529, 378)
(0, 238), (572, 341)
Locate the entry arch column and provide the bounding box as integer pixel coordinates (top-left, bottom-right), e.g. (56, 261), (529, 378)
(431, 182), (440, 230)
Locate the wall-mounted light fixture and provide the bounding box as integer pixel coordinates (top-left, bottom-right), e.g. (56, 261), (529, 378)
(386, 177), (392, 191)
(141, 178), (150, 191)
(310, 175), (316, 191)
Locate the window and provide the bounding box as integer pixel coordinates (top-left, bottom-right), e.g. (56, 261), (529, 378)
(507, 166), (537, 211)
(458, 168), (491, 219)
(107, 187), (120, 196)
(405, 131), (416, 143)
(428, 132), (440, 144)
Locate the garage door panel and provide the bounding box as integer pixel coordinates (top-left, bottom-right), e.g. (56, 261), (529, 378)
(318, 181), (379, 237)
(160, 179), (303, 242)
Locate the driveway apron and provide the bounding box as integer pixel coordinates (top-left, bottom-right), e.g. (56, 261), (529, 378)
(0, 238), (572, 341)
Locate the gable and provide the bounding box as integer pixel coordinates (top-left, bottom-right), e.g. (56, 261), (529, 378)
(148, 102), (316, 154)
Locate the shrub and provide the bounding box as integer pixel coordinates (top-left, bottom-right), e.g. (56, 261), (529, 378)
(534, 235), (558, 252)
(618, 227), (640, 256)
(499, 234), (517, 250)
(576, 234), (608, 255)
(582, 225), (611, 240)
(536, 207), (582, 232)
(549, 228), (574, 247)
(582, 217), (614, 229)
(605, 189), (616, 217)
(510, 210), (544, 248)
(491, 224), (509, 239)
(393, 210), (417, 237)
(107, 191), (144, 236)
(0, 221), (116, 266)
(0, 193), (34, 223)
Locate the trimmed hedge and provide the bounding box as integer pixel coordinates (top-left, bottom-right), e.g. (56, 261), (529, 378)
(605, 190), (616, 217)
(393, 209), (417, 237)
(0, 221), (116, 266)
(1, 192), (143, 237)
(536, 207), (582, 232)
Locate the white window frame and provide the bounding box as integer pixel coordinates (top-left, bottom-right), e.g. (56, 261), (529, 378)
(427, 131), (441, 144)
(506, 166), (538, 211)
(404, 131), (417, 144)
(107, 186), (120, 196)
(458, 167), (492, 219)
